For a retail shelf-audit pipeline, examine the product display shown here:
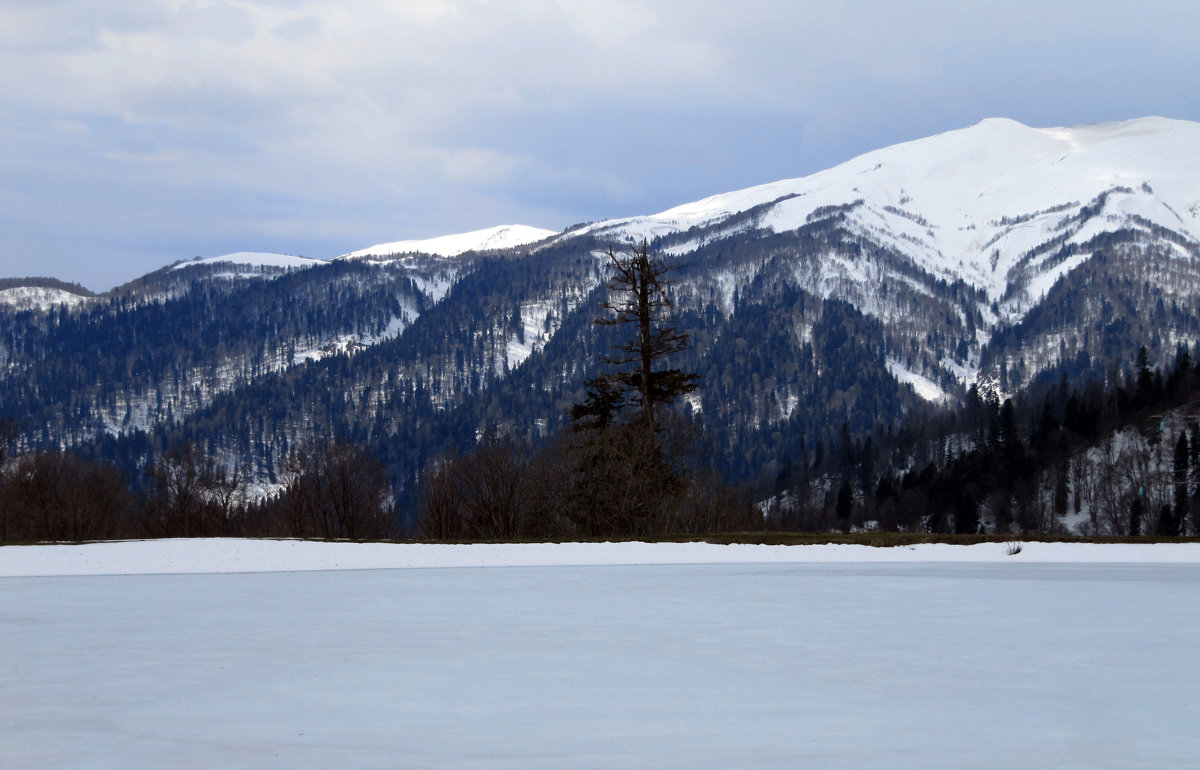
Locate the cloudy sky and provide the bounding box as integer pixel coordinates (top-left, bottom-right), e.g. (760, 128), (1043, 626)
(2, 1), (1198, 290)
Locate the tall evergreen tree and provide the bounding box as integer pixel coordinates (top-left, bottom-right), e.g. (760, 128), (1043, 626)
(591, 239), (699, 432)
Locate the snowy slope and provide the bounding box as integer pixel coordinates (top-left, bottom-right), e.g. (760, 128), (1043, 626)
(340, 224), (557, 260)
(0, 285), (91, 311)
(573, 117), (1200, 306)
(170, 252), (326, 272)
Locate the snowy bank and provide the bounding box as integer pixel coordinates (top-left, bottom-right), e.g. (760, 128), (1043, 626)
(3, 538), (1199, 577)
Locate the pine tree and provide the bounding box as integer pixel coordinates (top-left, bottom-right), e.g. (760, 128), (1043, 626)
(591, 239), (699, 432)
(565, 239), (702, 535)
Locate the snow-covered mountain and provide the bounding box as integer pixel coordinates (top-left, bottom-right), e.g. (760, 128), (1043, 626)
(2, 116), (1198, 502)
(548, 116), (1200, 395)
(571, 117), (1199, 314)
(340, 224), (557, 260)
(0, 284), (93, 312)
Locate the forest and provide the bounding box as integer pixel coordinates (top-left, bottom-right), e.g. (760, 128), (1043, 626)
(4, 232), (1199, 542)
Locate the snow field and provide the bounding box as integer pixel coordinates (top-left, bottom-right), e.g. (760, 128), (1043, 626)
(170, 252), (326, 271)
(341, 225), (557, 260)
(4, 538), (1200, 577)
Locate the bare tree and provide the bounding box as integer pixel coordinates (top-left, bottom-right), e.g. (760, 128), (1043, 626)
(277, 441), (396, 540)
(4, 450), (131, 542)
(144, 443), (243, 537)
(0, 418), (18, 467)
(417, 453), (468, 539)
(417, 435), (555, 540)
(0, 419), (18, 541)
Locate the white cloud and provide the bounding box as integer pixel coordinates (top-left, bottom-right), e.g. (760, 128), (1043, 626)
(2, 0), (1198, 289)
(442, 148), (527, 184)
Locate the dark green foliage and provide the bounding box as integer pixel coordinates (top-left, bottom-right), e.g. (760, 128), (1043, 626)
(834, 478), (852, 532)
(593, 240), (698, 431)
(570, 375), (625, 431)
(810, 345), (1200, 536)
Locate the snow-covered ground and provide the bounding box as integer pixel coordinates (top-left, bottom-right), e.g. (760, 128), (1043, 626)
(341, 224), (557, 260)
(0, 285), (91, 311)
(3, 538), (1200, 577)
(170, 252), (326, 272)
(3, 541), (1198, 768)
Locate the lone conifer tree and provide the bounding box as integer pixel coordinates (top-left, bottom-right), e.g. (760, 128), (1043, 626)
(577, 239), (698, 432)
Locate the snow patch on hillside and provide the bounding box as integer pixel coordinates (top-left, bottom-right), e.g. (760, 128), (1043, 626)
(886, 359), (950, 403)
(171, 252), (325, 272)
(294, 312), (414, 365)
(505, 299), (555, 370)
(342, 225), (556, 260)
(0, 286), (91, 311)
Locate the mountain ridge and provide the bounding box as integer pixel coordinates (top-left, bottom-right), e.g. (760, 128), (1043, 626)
(3, 116), (1198, 516)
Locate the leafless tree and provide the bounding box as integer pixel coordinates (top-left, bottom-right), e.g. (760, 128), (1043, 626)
(4, 450), (131, 541)
(144, 443), (243, 537)
(276, 440), (396, 539)
(417, 435), (555, 539)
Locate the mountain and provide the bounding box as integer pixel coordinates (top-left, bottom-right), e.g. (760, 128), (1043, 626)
(565, 116), (1200, 392)
(2, 117), (1197, 515)
(579, 117), (1199, 302)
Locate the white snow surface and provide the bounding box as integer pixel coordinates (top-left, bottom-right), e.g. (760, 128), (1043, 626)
(886, 358), (950, 403)
(0, 285), (90, 311)
(2, 538), (1198, 577)
(170, 252), (326, 271)
(572, 117), (1200, 303)
(341, 224), (557, 259)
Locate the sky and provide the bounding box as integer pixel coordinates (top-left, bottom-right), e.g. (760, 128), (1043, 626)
(2, 1), (1198, 291)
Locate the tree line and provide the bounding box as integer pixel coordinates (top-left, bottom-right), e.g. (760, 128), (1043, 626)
(770, 344), (1200, 537)
(6, 238), (1200, 542)
(0, 241), (752, 542)
(0, 430), (397, 542)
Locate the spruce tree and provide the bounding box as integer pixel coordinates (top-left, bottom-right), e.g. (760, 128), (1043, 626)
(590, 239), (699, 432)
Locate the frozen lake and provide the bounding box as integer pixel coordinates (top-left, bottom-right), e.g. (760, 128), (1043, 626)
(3, 553), (1198, 768)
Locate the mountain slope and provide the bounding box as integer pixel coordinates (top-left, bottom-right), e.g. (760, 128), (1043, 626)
(341, 224), (557, 260)
(2, 117), (1198, 507)
(553, 116), (1199, 394)
(170, 252), (327, 273)
(572, 117), (1198, 304)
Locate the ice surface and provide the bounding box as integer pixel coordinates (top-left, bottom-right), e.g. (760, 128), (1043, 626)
(2, 558), (1197, 768)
